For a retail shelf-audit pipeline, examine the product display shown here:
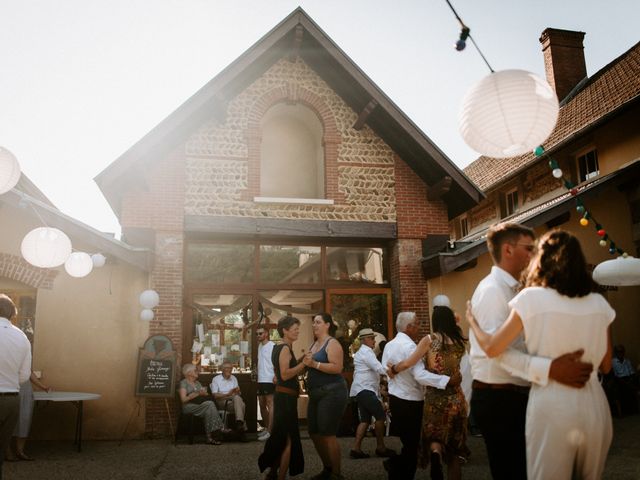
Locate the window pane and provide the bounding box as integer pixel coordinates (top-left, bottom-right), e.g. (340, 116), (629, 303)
(329, 292), (390, 372)
(185, 243), (254, 283)
(259, 245), (321, 283)
(326, 247), (386, 284)
(192, 294), (252, 373)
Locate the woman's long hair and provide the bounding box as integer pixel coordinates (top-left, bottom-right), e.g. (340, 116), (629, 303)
(432, 306), (466, 348)
(524, 229), (596, 297)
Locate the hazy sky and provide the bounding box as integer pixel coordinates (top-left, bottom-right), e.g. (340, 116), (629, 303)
(1, 0), (638, 236)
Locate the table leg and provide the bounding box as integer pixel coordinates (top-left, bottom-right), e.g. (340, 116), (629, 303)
(74, 401), (84, 452)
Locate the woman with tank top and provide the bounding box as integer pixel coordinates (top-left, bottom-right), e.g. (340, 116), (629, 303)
(303, 313), (349, 480)
(258, 316), (307, 479)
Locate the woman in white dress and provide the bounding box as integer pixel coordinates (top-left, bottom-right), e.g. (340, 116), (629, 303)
(467, 230), (614, 480)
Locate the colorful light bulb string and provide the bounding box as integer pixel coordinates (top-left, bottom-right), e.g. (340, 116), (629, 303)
(534, 145), (628, 257)
(444, 0), (495, 72)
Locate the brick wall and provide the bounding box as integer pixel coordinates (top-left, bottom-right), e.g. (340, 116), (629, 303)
(120, 149), (185, 437)
(392, 154), (449, 332)
(0, 253), (58, 289)
(184, 58), (396, 222)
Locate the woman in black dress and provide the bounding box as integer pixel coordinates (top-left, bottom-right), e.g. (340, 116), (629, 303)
(258, 316), (307, 479)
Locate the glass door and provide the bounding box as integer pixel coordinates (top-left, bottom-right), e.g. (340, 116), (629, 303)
(326, 289), (393, 371)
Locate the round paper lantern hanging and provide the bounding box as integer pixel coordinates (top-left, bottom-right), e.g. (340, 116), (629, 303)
(459, 70), (559, 158)
(0, 147), (21, 194)
(64, 252), (93, 278)
(21, 227), (72, 268)
(91, 253), (106, 268)
(140, 309), (154, 322)
(593, 256), (640, 286)
(139, 289), (160, 309)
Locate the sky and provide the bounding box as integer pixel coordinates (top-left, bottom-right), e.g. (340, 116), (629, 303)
(1, 0), (639, 237)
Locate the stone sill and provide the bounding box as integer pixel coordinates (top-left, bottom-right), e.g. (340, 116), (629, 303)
(253, 196), (334, 205)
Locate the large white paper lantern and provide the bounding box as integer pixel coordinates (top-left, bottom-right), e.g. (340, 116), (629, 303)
(91, 253), (106, 268)
(64, 252), (93, 278)
(0, 147), (21, 194)
(593, 256), (640, 286)
(459, 70), (559, 158)
(139, 289), (160, 309)
(21, 227), (72, 268)
(433, 294), (451, 308)
(140, 309), (154, 321)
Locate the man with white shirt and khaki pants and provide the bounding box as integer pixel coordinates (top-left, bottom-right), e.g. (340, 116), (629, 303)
(0, 294), (31, 480)
(469, 223), (594, 480)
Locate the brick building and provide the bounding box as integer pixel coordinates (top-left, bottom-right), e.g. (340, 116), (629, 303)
(95, 8), (482, 435)
(423, 30), (640, 370)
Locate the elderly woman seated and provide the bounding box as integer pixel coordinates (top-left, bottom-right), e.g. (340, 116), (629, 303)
(178, 363), (225, 445)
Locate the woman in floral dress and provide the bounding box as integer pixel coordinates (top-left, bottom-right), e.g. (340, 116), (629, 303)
(389, 306), (469, 480)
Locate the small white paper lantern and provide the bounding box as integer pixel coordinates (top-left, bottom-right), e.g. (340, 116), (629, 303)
(459, 69), (559, 158)
(140, 309), (154, 321)
(21, 227), (72, 268)
(91, 253), (106, 268)
(0, 147), (21, 194)
(139, 289), (160, 309)
(433, 294), (451, 308)
(593, 256), (640, 286)
(64, 252), (93, 278)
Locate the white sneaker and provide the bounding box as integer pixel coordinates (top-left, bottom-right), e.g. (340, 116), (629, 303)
(258, 431), (271, 441)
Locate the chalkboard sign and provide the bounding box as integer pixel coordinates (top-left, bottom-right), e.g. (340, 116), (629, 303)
(135, 335), (177, 398)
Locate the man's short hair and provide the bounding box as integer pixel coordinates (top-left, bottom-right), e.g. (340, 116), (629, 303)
(221, 362), (232, 370)
(0, 294), (17, 320)
(396, 312), (416, 333)
(487, 222), (535, 263)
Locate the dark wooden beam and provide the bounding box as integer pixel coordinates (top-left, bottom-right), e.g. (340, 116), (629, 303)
(427, 176), (452, 201)
(185, 215), (396, 239)
(352, 99), (378, 130)
(288, 25), (304, 62)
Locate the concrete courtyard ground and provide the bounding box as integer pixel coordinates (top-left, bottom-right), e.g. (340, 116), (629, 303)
(5, 415), (639, 479)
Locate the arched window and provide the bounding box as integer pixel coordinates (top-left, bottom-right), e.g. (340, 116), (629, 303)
(260, 103), (324, 199)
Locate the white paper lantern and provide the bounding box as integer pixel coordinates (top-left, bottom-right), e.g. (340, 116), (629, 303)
(139, 289), (160, 309)
(64, 252), (93, 278)
(21, 227), (72, 268)
(91, 253), (106, 268)
(433, 294), (451, 308)
(0, 147), (21, 194)
(140, 309), (154, 321)
(593, 256), (640, 286)
(459, 70), (559, 158)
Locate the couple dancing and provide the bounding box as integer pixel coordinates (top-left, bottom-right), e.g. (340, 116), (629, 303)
(466, 224), (614, 480)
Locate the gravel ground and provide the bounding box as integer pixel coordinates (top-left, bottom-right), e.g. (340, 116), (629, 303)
(4, 415), (639, 479)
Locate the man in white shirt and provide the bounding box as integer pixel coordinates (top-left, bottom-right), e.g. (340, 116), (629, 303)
(469, 222), (594, 480)
(349, 328), (395, 460)
(381, 312), (454, 479)
(0, 294), (31, 480)
(256, 327), (275, 440)
(210, 362), (246, 434)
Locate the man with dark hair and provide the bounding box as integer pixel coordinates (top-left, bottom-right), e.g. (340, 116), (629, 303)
(469, 222), (594, 480)
(0, 294), (31, 480)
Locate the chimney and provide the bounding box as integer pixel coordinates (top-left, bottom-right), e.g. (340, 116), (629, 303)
(539, 28), (587, 101)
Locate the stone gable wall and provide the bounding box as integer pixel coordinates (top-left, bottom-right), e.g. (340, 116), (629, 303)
(184, 57), (397, 222)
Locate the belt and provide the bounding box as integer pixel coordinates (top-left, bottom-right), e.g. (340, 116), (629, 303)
(472, 380), (530, 394)
(275, 385), (298, 397)
(0, 392), (19, 396)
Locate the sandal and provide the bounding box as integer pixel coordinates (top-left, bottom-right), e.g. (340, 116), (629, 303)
(17, 452), (35, 461)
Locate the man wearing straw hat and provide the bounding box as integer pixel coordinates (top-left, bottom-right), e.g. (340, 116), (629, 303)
(349, 328), (396, 460)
